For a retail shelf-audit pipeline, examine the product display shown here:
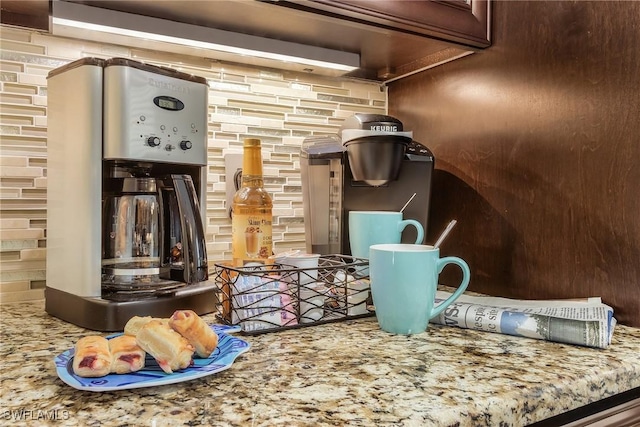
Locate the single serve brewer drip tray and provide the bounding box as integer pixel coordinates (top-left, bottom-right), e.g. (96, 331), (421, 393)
(101, 257), (187, 301)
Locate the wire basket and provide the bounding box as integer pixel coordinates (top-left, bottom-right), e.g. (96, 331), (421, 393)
(213, 255), (374, 334)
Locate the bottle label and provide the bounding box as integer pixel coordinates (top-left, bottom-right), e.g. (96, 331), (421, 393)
(232, 213), (272, 266)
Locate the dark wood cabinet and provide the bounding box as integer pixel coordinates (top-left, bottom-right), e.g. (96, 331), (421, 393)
(1, 0), (491, 82)
(261, 0), (491, 80)
(0, 0), (49, 31)
(279, 0), (491, 48)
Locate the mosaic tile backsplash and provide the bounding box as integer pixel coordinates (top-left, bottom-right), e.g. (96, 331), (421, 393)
(0, 25), (387, 303)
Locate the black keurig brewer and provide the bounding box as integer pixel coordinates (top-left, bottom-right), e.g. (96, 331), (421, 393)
(300, 113), (435, 255)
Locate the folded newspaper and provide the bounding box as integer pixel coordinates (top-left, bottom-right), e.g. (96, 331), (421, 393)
(432, 291), (616, 349)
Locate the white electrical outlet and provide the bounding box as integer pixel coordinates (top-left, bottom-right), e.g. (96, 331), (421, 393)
(224, 153), (243, 218)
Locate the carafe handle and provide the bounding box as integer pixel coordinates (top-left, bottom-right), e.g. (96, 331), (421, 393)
(163, 175), (209, 283)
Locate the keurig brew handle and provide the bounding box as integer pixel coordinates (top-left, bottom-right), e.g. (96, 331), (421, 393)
(171, 175), (209, 283)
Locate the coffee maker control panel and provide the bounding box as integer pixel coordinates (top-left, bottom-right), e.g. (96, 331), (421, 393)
(144, 126), (196, 152)
(406, 141), (434, 161)
(103, 63), (208, 166)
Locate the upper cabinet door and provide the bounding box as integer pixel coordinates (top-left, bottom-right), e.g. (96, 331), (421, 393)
(0, 0), (49, 31)
(3, 0), (491, 82)
(278, 0), (491, 48)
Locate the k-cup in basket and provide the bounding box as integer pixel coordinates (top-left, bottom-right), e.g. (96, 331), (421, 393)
(334, 271), (371, 316)
(298, 282), (328, 324)
(272, 251), (321, 285)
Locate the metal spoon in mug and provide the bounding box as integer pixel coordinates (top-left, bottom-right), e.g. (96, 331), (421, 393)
(433, 220), (457, 249)
(400, 193), (417, 213)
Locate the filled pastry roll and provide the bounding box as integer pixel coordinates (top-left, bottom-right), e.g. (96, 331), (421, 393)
(124, 316), (168, 336)
(109, 335), (146, 374)
(72, 336), (111, 378)
(136, 320), (194, 374)
(169, 310), (219, 358)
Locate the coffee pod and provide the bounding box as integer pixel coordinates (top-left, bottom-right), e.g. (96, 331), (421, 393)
(299, 282), (327, 323)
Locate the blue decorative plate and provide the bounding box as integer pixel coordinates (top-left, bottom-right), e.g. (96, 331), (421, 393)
(54, 324), (250, 392)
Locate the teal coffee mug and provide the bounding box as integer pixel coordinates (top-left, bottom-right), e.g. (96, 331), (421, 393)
(348, 211), (424, 259)
(369, 244), (470, 335)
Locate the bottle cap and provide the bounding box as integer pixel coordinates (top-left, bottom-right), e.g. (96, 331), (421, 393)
(244, 138), (261, 147)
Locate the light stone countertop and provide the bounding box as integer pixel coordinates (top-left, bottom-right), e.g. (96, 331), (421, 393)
(1, 300), (639, 426)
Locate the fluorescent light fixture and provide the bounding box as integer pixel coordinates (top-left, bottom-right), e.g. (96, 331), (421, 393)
(51, 1), (360, 73)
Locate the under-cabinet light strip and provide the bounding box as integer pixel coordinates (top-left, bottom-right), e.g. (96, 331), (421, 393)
(51, 2), (360, 72)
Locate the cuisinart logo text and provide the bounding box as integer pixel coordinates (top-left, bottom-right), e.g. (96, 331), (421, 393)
(148, 78), (190, 94)
(370, 125), (398, 132)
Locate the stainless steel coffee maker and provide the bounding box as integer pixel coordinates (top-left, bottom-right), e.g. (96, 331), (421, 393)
(45, 58), (217, 331)
(301, 113), (434, 255)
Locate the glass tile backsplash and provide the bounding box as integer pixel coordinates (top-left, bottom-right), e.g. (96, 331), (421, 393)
(0, 25), (387, 303)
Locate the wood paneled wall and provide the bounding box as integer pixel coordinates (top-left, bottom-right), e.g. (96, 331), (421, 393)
(388, 0), (640, 326)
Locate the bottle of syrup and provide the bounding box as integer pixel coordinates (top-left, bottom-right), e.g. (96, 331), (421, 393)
(232, 138), (273, 267)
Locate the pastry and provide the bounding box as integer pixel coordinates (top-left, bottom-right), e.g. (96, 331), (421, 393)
(124, 316), (168, 336)
(72, 336), (111, 378)
(169, 310), (219, 358)
(136, 320), (194, 374)
(109, 335), (146, 374)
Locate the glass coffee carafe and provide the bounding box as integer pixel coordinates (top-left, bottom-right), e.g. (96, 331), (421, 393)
(102, 177), (162, 288)
(101, 173), (209, 300)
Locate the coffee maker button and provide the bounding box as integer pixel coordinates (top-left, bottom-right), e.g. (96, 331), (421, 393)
(180, 140), (192, 150)
(146, 136), (161, 147)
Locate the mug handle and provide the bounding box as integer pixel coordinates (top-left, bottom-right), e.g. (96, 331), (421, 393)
(398, 220), (425, 244)
(429, 257), (470, 319)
